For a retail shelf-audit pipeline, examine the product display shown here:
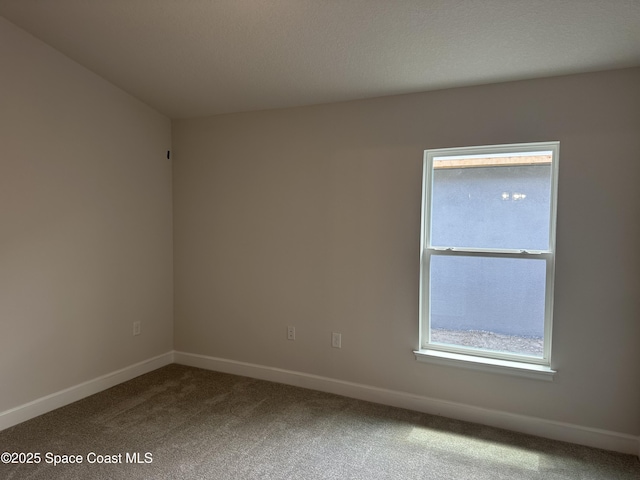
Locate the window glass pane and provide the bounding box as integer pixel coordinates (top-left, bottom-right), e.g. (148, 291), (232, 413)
(430, 157), (552, 250)
(429, 255), (546, 357)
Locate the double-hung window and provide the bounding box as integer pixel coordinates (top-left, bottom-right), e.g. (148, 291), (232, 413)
(416, 142), (559, 380)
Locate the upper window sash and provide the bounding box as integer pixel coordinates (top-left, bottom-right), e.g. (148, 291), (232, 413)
(422, 141), (559, 254)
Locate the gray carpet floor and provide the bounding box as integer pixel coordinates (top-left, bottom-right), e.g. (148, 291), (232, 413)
(0, 364), (638, 479)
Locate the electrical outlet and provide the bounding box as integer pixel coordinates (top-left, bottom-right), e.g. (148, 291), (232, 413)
(133, 321), (141, 336)
(332, 332), (341, 348)
(287, 326), (295, 340)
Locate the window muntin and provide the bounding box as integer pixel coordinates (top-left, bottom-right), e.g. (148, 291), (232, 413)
(420, 142), (559, 366)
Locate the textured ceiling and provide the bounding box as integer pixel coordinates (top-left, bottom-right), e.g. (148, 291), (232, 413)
(1, 0), (639, 119)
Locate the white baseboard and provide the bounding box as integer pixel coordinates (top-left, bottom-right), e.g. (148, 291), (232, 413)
(3, 350), (637, 458)
(0, 351), (174, 432)
(174, 351), (640, 456)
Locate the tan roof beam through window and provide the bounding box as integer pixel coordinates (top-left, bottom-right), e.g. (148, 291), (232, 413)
(433, 155), (552, 169)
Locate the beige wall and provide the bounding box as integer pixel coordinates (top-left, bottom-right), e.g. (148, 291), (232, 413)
(173, 68), (640, 435)
(0, 18), (173, 412)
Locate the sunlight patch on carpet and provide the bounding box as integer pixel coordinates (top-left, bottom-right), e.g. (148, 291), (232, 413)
(406, 427), (540, 471)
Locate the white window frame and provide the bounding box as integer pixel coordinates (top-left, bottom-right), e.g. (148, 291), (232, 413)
(415, 142), (559, 380)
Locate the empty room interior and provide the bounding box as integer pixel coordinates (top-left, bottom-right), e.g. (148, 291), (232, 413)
(1, 1), (639, 478)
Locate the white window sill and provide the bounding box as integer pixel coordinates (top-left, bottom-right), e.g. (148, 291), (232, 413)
(414, 349), (556, 381)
